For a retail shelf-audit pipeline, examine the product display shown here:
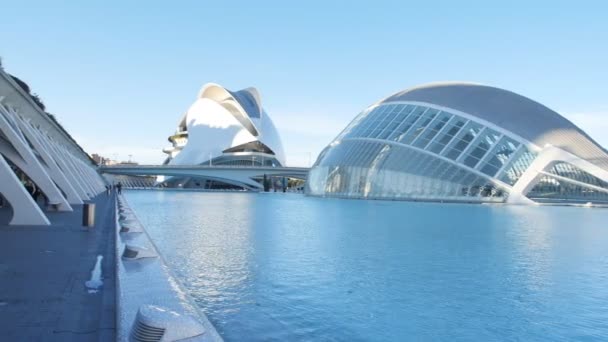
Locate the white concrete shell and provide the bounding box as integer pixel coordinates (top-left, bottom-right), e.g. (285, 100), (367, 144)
(307, 82), (608, 205)
(160, 83), (285, 188)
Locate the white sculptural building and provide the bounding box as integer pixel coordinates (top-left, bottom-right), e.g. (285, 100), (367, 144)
(306, 82), (608, 205)
(159, 83), (285, 189)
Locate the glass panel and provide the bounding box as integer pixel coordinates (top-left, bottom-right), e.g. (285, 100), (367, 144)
(442, 122), (482, 160)
(386, 105), (416, 141)
(307, 139), (508, 202)
(527, 175), (608, 203)
(462, 129), (500, 168)
(413, 112), (451, 149)
(548, 162), (608, 189)
(428, 118), (466, 154)
(480, 163), (501, 177)
(478, 137), (520, 176)
(499, 148), (537, 186)
(375, 105), (408, 140)
(391, 106), (424, 142)
(400, 108), (439, 145)
(364, 106), (390, 137)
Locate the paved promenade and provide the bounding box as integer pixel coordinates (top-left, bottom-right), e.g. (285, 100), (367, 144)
(0, 193), (116, 341)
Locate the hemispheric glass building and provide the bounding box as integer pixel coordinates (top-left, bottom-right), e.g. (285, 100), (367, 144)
(158, 83), (285, 188)
(306, 82), (608, 204)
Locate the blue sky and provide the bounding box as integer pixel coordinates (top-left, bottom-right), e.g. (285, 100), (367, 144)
(1, 1), (606, 166)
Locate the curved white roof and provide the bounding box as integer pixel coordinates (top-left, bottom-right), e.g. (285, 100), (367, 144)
(378, 82), (608, 171)
(167, 83), (285, 166)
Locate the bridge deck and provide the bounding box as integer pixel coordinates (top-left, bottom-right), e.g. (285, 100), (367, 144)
(100, 165), (310, 171)
(100, 165), (310, 189)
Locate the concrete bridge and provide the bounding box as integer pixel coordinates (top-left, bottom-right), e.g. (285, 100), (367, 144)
(100, 164), (310, 189)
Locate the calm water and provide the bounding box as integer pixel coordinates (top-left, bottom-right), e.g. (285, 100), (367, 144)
(125, 191), (608, 341)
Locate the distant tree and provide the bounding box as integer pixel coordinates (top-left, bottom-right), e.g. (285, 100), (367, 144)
(8, 74), (45, 111)
(10, 75), (31, 94)
(31, 93), (46, 111)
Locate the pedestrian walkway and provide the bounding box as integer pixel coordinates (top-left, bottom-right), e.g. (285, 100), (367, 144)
(0, 193), (116, 341)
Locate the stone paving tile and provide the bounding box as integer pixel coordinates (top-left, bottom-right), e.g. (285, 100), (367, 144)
(0, 193), (117, 341)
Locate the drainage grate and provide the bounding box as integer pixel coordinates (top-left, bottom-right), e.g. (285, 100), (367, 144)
(130, 304), (206, 341)
(122, 248), (138, 259)
(132, 320), (165, 342)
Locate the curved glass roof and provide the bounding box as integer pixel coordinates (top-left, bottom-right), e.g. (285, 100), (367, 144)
(307, 84), (608, 204)
(378, 82), (608, 171)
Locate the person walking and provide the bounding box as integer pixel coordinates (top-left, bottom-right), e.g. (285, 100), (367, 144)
(24, 181), (34, 198)
(33, 187), (41, 203)
(117, 182), (122, 194)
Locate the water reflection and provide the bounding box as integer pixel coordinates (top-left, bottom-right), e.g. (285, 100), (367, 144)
(126, 191), (608, 341)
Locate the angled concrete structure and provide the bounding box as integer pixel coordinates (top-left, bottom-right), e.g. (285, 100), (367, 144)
(159, 83), (285, 189)
(306, 82), (608, 205)
(0, 67), (105, 225)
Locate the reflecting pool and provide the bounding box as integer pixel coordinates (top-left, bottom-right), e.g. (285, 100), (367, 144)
(125, 191), (608, 341)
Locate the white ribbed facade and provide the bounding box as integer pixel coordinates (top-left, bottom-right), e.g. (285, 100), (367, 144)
(306, 82), (608, 205)
(0, 67), (106, 225)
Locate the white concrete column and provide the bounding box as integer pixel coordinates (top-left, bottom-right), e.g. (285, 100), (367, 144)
(38, 131), (90, 200)
(75, 158), (103, 195)
(76, 159), (104, 194)
(86, 164), (105, 191)
(43, 137), (91, 200)
(85, 161), (106, 192)
(0, 108), (72, 211)
(16, 118), (83, 204)
(61, 150), (96, 196)
(0, 154), (50, 225)
(57, 146), (95, 196)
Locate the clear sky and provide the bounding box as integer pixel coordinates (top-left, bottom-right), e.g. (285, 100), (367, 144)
(1, 1), (606, 166)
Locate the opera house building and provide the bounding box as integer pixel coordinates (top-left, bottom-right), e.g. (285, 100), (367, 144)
(158, 83), (285, 189)
(306, 82), (608, 205)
